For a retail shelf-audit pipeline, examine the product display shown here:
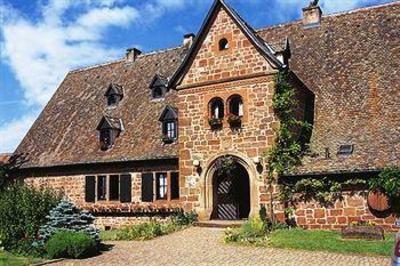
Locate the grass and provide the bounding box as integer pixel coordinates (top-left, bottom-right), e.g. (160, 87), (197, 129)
(0, 251), (44, 266)
(268, 228), (395, 256)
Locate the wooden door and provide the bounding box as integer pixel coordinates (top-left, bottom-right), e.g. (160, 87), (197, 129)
(214, 174), (239, 220)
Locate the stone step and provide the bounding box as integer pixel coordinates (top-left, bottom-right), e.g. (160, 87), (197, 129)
(194, 220), (246, 228)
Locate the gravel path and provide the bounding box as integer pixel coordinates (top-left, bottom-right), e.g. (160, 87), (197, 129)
(55, 227), (390, 266)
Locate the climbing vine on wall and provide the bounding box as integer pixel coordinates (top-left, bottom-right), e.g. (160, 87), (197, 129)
(265, 70), (312, 181)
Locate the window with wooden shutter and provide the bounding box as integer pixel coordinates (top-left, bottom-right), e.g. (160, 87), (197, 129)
(171, 172), (179, 200)
(109, 175), (119, 201)
(141, 173), (154, 202)
(85, 176), (96, 203)
(97, 175), (107, 201)
(120, 174), (132, 203)
(156, 173), (167, 200)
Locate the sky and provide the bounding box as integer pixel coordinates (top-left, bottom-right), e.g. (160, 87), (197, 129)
(0, 0), (396, 153)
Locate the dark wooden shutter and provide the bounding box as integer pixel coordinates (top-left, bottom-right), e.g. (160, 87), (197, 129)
(120, 174), (132, 203)
(85, 176), (96, 203)
(142, 173), (154, 202)
(171, 172), (179, 200)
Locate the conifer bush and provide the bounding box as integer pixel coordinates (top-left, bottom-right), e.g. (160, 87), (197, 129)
(35, 199), (99, 248)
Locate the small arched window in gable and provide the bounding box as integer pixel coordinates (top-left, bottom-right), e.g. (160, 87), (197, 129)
(218, 38), (229, 51)
(105, 83), (123, 107)
(159, 105), (178, 144)
(150, 74), (168, 99)
(96, 116), (124, 151)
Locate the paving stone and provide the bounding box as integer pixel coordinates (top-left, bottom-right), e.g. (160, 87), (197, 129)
(55, 227), (390, 266)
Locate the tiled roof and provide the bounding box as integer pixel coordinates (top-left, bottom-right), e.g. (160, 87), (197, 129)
(15, 46), (188, 168)
(0, 154), (11, 166)
(14, 2), (400, 174)
(258, 1), (400, 175)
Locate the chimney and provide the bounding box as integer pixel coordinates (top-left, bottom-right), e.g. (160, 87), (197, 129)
(126, 48), (142, 63)
(302, 0), (322, 28)
(183, 33), (195, 47)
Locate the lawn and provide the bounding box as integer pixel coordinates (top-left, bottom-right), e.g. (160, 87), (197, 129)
(0, 251), (43, 266)
(269, 229), (395, 256)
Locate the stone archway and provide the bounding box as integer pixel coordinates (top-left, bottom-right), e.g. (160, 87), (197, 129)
(198, 152), (260, 221)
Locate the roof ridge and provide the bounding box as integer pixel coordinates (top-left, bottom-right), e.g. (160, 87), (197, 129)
(69, 45), (185, 74)
(256, 0), (399, 32)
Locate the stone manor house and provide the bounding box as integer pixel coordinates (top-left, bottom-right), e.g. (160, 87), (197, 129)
(12, 0), (400, 229)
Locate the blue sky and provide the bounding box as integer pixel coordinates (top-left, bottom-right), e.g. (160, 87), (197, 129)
(0, 0), (396, 153)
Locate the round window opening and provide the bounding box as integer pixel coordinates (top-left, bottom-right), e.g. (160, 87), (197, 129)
(219, 38), (229, 51)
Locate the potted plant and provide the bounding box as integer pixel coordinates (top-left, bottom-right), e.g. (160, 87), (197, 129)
(161, 135), (175, 144)
(208, 117), (223, 130)
(227, 114), (242, 128)
(341, 220), (384, 240)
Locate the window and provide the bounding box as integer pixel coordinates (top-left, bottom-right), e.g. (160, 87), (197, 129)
(152, 87), (165, 99)
(105, 83), (123, 107)
(107, 95), (119, 106)
(97, 175), (107, 201)
(219, 38), (229, 51)
(97, 116), (123, 151)
(209, 98), (224, 119)
(150, 75), (168, 99)
(85, 174), (131, 203)
(156, 173), (168, 200)
(100, 129), (112, 151)
(228, 95), (244, 116)
(109, 175), (119, 201)
(164, 121), (177, 139)
(141, 171), (179, 202)
(159, 106), (178, 143)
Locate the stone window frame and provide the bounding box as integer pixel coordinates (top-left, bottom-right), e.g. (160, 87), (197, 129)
(213, 33), (233, 55)
(141, 171), (180, 203)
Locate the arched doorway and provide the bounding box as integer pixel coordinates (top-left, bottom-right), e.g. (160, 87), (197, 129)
(211, 159), (250, 220)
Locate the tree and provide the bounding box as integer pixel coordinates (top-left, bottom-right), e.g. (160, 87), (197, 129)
(35, 199), (99, 248)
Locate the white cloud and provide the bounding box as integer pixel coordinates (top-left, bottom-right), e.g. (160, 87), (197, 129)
(0, 0), (203, 153)
(0, 113), (38, 153)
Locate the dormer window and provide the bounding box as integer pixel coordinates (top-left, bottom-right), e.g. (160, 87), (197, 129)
(159, 106), (178, 144)
(219, 38), (229, 51)
(105, 83), (123, 107)
(150, 74), (168, 99)
(96, 116), (124, 151)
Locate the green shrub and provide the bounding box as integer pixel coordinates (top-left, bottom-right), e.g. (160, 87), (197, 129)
(45, 231), (97, 259)
(171, 210), (198, 226)
(0, 182), (61, 254)
(116, 221), (163, 241)
(369, 166), (400, 199)
(35, 199), (99, 248)
(224, 218), (268, 245)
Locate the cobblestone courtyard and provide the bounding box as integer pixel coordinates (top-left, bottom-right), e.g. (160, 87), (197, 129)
(56, 227), (390, 266)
